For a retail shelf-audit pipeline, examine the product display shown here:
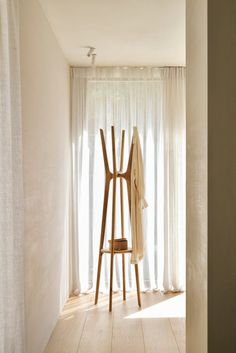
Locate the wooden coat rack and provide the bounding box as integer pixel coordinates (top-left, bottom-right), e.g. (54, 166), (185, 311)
(94, 126), (141, 312)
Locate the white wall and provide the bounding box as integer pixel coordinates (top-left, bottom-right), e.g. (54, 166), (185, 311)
(19, 0), (71, 352)
(186, 0), (207, 352)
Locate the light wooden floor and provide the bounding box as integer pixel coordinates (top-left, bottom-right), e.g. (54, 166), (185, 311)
(45, 291), (185, 353)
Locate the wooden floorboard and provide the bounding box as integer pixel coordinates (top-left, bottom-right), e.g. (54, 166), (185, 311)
(112, 293), (145, 353)
(77, 310), (112, 353)
(170, 318), (186, 353)
(44, 295), (92, 353)
(44, 292), (185, 353)
(142, 318), (180, 353)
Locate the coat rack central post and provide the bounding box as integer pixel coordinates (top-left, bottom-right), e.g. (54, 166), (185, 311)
(109, 126), (117, 312)
(119, 130), (126, 301)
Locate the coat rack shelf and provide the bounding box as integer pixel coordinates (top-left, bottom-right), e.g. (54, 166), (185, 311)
(94, 126), (141, 312)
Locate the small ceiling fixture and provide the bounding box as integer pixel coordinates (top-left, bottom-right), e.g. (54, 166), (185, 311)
(87, 46), (96, 66)
(87, 46), (95, 57)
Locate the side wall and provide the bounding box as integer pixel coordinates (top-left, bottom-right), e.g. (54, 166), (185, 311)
(20, 1), (71, 352)
(186, 0), (208, 352)
(208, 0), (236, 352)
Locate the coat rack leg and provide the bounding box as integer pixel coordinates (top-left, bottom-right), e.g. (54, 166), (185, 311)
(120, 178), (126, 300)
(135, 264), (141, 307)
(109, 172), (116, 312)
(122, 255), (126, 300)
(121, 178), (126, 300)
(95, 179), (110, 305)
(109, 126), (117, 312)
(109, 252), (114, 312)
(95, 254), (103, 305)
(119, 130), (126, 301)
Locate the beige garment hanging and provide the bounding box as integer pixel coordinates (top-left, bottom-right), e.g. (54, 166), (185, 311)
(130, 127), (148, 264)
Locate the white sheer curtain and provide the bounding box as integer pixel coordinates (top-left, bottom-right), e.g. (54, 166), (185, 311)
(71, 67), (185, 294)
(0, 1), (25, 352)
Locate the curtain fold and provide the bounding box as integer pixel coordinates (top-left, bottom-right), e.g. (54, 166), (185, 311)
(0, 1), (25, 352)
(71, 66), (185, 294)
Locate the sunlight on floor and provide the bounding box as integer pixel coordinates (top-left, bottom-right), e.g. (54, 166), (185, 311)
(125, 293), (185, 319)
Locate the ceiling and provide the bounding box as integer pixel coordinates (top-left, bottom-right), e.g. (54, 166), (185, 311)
(38, 0), (185, 67)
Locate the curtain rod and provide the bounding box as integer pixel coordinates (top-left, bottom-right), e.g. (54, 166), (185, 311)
(87, 80), (162, 82)
(70, 65), (186, 69)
